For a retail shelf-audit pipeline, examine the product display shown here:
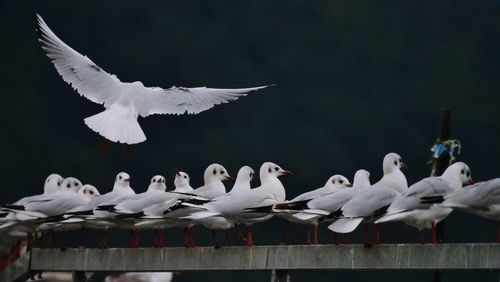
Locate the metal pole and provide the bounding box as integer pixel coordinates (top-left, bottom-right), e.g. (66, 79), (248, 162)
(430, 108), (451, 282)
(271, 270), (289, 282)
(72, 271), (86, 282)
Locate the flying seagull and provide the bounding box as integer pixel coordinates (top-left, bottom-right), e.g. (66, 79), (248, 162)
(35, 14), (271, 148)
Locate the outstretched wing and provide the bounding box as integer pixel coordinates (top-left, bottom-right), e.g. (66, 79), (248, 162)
(134, 85), (271, 117)
(36, 14), (123, 106)
(37, 14), (272, 117)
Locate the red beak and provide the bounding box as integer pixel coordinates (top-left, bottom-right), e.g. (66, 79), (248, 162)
(282, 170), (293, 175)
(176, 171), (181, 177)
(400, 163), (408, 169)
(124, 178), (130, 182)
(469, 179), (475, 185)
(226, 176), (236, 181)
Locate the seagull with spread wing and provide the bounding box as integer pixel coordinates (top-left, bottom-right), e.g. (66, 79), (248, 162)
(36, 14), (271, 148)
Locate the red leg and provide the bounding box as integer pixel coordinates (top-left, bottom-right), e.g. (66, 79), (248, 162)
(343, 234), (349, 244)
(125, 145), (132, 155)
(159, 229), (164, 248)
(420, 230), (426, 244)
(134, 229), (140, 248)
(225, 229), (232, 246)
(183, 227), (189, 248)
(129, 230), (135, 248)
(101, 139), (110, 151)
(102, 229), (109, 249)
(333, 232), (339, 245)
(280, 220), (287, 245)
(247, 224), (254, 246)
(60, 230), (66, 251)
(79, 228), (85, 248)
(213, 230), (221, 248)
(313, 224), (319, 245)
(431, 222), (437, 244)
(154, 230), (159, 248)
(374, 224), (381, 245)
(235, 224), (248, 242)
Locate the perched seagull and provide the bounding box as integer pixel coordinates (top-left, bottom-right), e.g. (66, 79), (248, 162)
(272, 174), (352, 245)
(328, 153), (408, 245)
(0, 174), (64, 222)
(36, 14), (272, 147)
(2, 177), (83, 220)
(122, 171), (208, 248)
(12, 174), (63, 206)
(173, 171), (194, 193)
(190, 163), (234, 199)
(291, 169), (372, 244)
(183, 162), (291, 246)
(375, 162), (473, 243)
(64, 172), (134, 248)
(196, 166), (255, 248)
(156, 164), (233, 247)
(443, 178), (500, 242)
(228, 166), (255, 195)
(104, 175), (167, 248)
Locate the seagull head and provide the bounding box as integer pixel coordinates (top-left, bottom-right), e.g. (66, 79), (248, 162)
(204, 163), (234, 184)
(236, 166), (255, 184)
(115, 172), (131, 188)
(325, 175), (351, 188)
(352, 169), (371, 189)
(61, 177), (82, 193)
(148, 175), (166, 192)
(44, 173), (63, 194)
(441, 162), (473, 188)
(174, 171), (191, 190)
(383, 152), (406, 174)
(79, 184), (100, 200)
(259, 162), (292, 181)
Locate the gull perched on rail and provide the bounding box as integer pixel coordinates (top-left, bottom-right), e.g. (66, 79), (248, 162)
(36, 14), (272, 148)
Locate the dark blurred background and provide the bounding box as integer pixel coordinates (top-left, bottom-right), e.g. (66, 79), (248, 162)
(2, 0), (500, 281)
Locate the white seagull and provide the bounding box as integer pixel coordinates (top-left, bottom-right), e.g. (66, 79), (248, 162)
(328, 153), (408, 245)
(36, 14), (272, 146)
(443, 177), (500, 242)
(183, 162), (291, 246)
(375, 162), (473, 243)
(272, 174), (352, 245)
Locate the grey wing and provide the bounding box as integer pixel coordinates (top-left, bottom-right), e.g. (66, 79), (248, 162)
(37, 14), (123, 106)
(388, 177), (453, 212)
(342, 187), (397, 217)
(446, 178), (500, 209)
(26, 195), (85, 216)
(134, 85), (271, 117)
(308, 189), (356, 213)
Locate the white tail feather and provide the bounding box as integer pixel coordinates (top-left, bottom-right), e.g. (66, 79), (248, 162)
(328, 218), (364, 233)
(375, 211), (410, 224)
(181, 211), (221, 220)
(84, 104), (146, 144)
(293, 213), (320, 221)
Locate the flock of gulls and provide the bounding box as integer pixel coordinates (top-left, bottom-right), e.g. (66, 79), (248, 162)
(2, 13), (499, 279)
(1, 152), (500, 262)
